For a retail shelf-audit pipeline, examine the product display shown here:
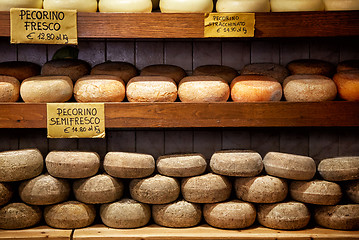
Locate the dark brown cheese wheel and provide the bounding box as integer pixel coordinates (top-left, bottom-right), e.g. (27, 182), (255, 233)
(290, 180), (342, 205)
(263, 152), (316, 180)
(91, 61), (138, 83)
(19, 173), (71, 205)
(0, 61), (41, 81)
(337, 60), (359, 72)
(41, 59), (91, 82)
(0, 183), (13, 206)
(140, 64), (187, 84)
(181, 173), (232, 204)
(318, 156), (359, 181)
(0, 149), (43, 182)
(0, 76), (20, 102)
(0, 203), (42, 230)
(203, 200), (256, 229)
(314, 204), (359, 230)
(100, 198), (151, 229)
(257, 201), (311, 230)
(286, 59), (335, 77)
(193, 65), (238, 83)
(241, 63), (290, 83)
(344, 180), (359, 203)
(152, 200), (202, 228)
(333, 70), (359, 101)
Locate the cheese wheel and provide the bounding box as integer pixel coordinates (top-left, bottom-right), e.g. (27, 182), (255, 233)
(104, 152), (155, 179)
(0, 203), (42, 230)
(210, 150), (263, 177)
(42, 59), (91, 82)
(91, 61), (138, 83)
(0, 76), (20, 102)
(193, 65), (238, 83)
(0, 149), (43, 182)
(286, 59), (335, 77)
(126, 76), (178, 102)
(178, 76), (230, 102)
(156, 154), (207, 177)
(203, 200), (256, 229)
(100, 199), (151, 228)
(0, 61), (41, 81)
(73, 174), (124, 204)
(216, 0), (270, 12)
(0, 183), (13, 206)
(263, 152), (316, 180)
(19, 173), (71, 205)
(0, 0), (42, 11)
(257, 202), (311, 230)
(160, 0), (213, 13)
(283, 75), (337, 102)
(241, 63), (290, 83)
(74, 75), (126, 102)
(140, 64), (187, 84)
(45, 151), (100, 179)
(314, 204), (359, 230)
(318, 156), (359, 181)
(20, 76), (73, 103)
(290, 180), (342, 205)
(181, 173), (232, 204)
(99, 0), (152, 12)
(324, 0), (359, 10)
(344, 180), (359, 203)
(152, 200), (202, 228)
(43, 0), (97, 12)
(333, 70), (359, 101)
(235, 175), (288, 203)
(271, 0), (325, 11)
(130, 174), (180, 204)
(44, 201), (96, 229)
(337, 60), (359, 72)
(230, 75), (283, 102)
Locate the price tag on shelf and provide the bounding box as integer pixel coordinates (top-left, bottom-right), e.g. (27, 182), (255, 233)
(47, 103), (105, 139)
(10, 8), (77, 45)
(204, 13), (255, 38)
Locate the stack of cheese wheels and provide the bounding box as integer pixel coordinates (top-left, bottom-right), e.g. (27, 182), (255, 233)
(318, 156), (359, 181)
(193, 65), (238, 84)
(314, 204), (359, 230)
(160, 0), (213, 12)
(0, 61), (41, 81)
(271, 0), (325, 11)
(337, 60), (359, 72)
(286, 59), (335, 77)
(91, 61), (138, 84)
(323, 0), (359, 11)
(156, 154), (207, 177)
(0, 0), (42, 10)
(216, 0), (270, 12)
(333, 70), (359, 101)
(141, 64), (187, 84)
(241, 63), (290, 84)
(43, 0), (97, 12)
(0, 203), (42, 229)
(0, 76), (20, 102)
(0, 183), (13, 206)
(99, 0), (152, 12)
(42, 59), (91, 82)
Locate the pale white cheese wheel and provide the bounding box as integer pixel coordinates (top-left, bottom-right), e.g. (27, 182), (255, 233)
(160, 0), (213, 13)
(0, 203), (42, 230)
(271, 0), (325, 12)
(156, 154), (207, 177)
(193, 65), (239, 83)
(99, 0), (152, 12)
(0, 76), (20, 102)
(318, 156), (359, 181)
(43, 0), (97, 12)
(314, 204), (359, 230)
(0, 0), (42, 11)
(216, 0), (270, 12)
(0, 183), (13, 206)
(241, 63), (290, 83)
(140, 64), (187, 84)
(324, 0), (359, 11)
(344, 180), (359, 203)
(91, 61), (138, 84)
(42, 59), (91, 82)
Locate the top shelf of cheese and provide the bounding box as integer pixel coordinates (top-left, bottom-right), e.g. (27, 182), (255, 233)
(0, 11), (359, 38)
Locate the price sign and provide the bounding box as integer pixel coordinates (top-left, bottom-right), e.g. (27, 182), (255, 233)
(204, 13), (255, 38)
(10, 8), (77, 45)
(47, 103), (105, 139)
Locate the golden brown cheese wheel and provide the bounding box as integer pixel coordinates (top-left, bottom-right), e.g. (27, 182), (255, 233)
(91, 61), (138, 83)
(0, 183), (13, 206)
(193, 65), (238, 83)
(140, 64), (187, 84)
(337, 60), (359, 72)
(318, 156), (359, 181)
(42, 59), (91, 82)
(344, 180), (359, 203)
(45, 151), (100, 179)
(99, 0), (152, 12)
(263, 152), (316, 180)
(43, 0), (98, 12)
(73, 174), (124, 204)
(314, 204), (359, 230)
(0, 203), (42, 230)
(0, 76), (20, 102)
(286, 59), (335, 77)
(44, 201), (96, 229)
(0, 149), (43, 182)
(324, 0), (359, 10)
(0, 0), (42, 11)
(333, 70), (359, 101)
(104, 152), (155, 179)
(19, 173), (71, 205)
(160, 0), (213, 13)
(271, 0), (324, 11)
(241, 63), (290, 83)
(156, 154), (207, 177)
(0, 61), (41, 82)
(152, 200), (202, 228)
(100, 198), (151, 228)
(203, 200), (256, 229)
(216, 0), (270, 12)
(181, 173), (232, 204)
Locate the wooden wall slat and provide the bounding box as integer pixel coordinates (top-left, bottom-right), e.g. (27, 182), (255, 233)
(106, 40), (136, 64)
(107, 130), (136, 153)
(136, 40), (164, 70)
(193, 129), (222, 160)
(193, 40), (222, 69)
(339, 128), (359, 156)
(279, 128), (309, 156)
(251, 40), (280, 64)
(136, 130), (165, 159)
(310, 38), (340, 64)
(17, 44), (47, 65)
(164, 130), (193, 155)
(78, 138), (107, 160)
(222, 129), (251, 150)
(309, 129), (339, 165)
(78, 40), (106, 67)
(48, 139), (78, 151)
(251, 129), (280, 158)
(164, 40), (193, 72)
(280, 39), (310, 66)
(0, 129), (19, 151)
(222, 40), (251, 71)
(19, 129), (48, 156)
(0, 38), (16, 61)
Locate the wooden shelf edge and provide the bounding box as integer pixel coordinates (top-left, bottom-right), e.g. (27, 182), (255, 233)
(0, 226), (72, 240)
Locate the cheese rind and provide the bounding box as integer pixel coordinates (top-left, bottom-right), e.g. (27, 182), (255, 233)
(318, 156), (359, 181)
(141, 64), (186, 84)
(0, 183), (13, 206)
(286, 59), (335, 77)
(241, 63), (289, 83)
(160, 0), (213, 12)
(333, 70), (359, 101)
(0, 203), (42, 229)
(314, 204), (359, 230)
(216, 0), (270, 12)
(91, 61), (138, 83)
(193, 65), (238, 83)
(271, 0), (325, 12)
(0, 76), (20, 102)
(99, 0), (152, 12)
(0, 61), (41, 81)
(0, 0), (42, 10)
(344, 180), (359, 203)
(156, 154), (207, 177)
(324, 0), (359, 10)
(337, 60), (359, 72)
(43, 0), (97, 12)
(42, 59), (91, 82)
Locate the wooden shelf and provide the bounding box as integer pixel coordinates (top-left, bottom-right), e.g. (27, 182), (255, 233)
(0, 226), (72, 240)
(0, 11), (359, 38)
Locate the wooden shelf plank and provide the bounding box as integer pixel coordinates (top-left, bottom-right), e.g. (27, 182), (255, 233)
(0, 226), (72, 240)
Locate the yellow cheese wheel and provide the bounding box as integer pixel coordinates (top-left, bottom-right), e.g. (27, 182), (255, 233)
(333, 70), (359, 101)
(324, 0), (359, 10)
(160, 0), (213, 13)
(271, 0), (325, 12)
(43, 0), (97, 12)
(0, 0), (42, 11)
(99, 0), (152, 12)
(216, 0), (270, 12)
(0, 76), (20, 102)
(0, 61), (41, 82)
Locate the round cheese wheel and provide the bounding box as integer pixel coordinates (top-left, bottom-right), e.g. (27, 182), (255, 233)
(20, 76), (73, 103)
(0, 61), (41, 81)
(156, 154), (207, 177)
(178, 76), (230, 102)
(241, 63), (290, 83)
(344, 180), (359, 203)
(263, 152), (316, 180)
(100, 198), (151, 228)
(324, 0), (359, 10)
(160, 0), (213, 13)
(210, 150), (263, 177)
(230, 75), (283, 102)
(235, 175), (288, 203)
(0, 149), (43, 182)
(290, 180), (342, 205)
(91, 61), (138, 84)
(283, 75), (337, 102)
(216, 0), (270, 12)
(181, 173), (232, 204)
(73, 174), (124, 204)
(126, 76), (178, 102)
(44, 201), (96, 229)
(140, 64), (187, 84)
(333, 70), (359, 101)
(19, 173), (71, 205)
(104, 152), (155, 179)
(74, 75), (126, 102)
(271, 0), (324, 11)
(46, 151), (100, 179)
(337, 60), (359, 72)
(130, 174), (180, 204)
(0, 0), (42, 10)
(99, 0), (152, 12)
(42, 59), (91, 82)
(43, 0), (97, 12)
(257, 201), (311, 230)
(318, 156), (359, 181)
(314, 204), (359, 230)
(0, 76), (20, 102)
(0, 203), (42, 230)
(152, 200), (202, 228)
(0, 183), (13, 206)
(193, 65), (238, 83)
(286, 59), (335, 77)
